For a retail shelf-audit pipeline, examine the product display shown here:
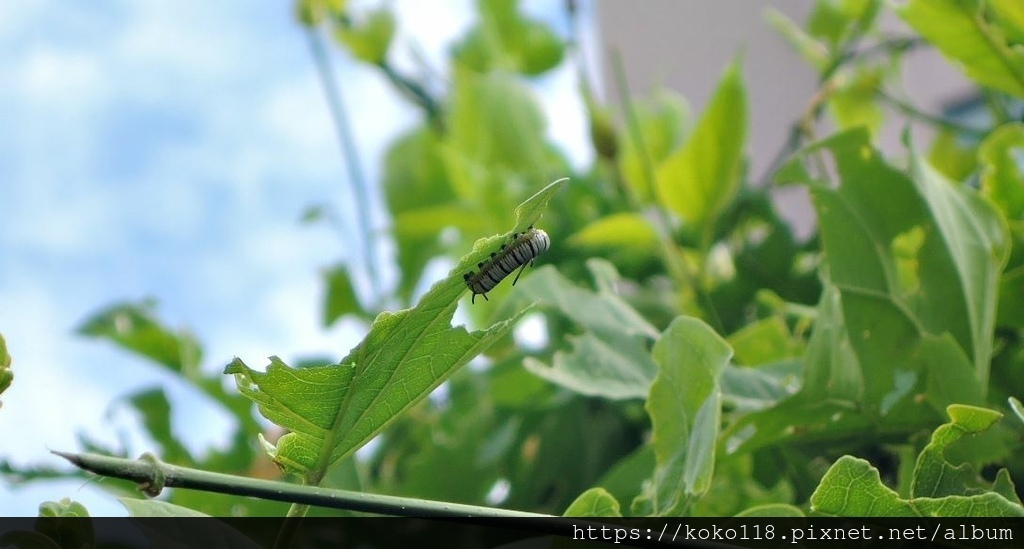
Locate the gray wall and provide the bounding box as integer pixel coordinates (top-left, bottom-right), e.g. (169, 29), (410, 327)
(596, 1), (975, 236)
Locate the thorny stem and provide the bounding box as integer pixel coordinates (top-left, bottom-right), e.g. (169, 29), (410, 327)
(54, 450), (737, 549)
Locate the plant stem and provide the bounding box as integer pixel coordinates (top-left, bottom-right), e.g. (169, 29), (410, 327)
(54, 450), (549, 518)
(55, 450), (743, 549)
(307, 27), (382, 302)
(611, 50), (724, 333)
(875, 90), (989, 138)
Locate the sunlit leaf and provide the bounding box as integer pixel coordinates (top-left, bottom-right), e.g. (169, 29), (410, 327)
(563, 488), (622, 517)
(656, 58), (747, 235)
(334, 8), (395, 65)
(618, 89), (690, 201)
(899, 0), (1024, 97)
(635, 317), (732, 516)
(226, 188), (563, 481)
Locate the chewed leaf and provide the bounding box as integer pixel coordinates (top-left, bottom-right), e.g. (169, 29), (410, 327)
(227, 291), (525, 479)
(812, 407), (1024, 517)
(225, 182), (564, 481)
(911, 404), (1002, 498)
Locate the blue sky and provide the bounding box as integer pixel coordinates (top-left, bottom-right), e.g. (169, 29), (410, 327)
(0, 0), (590, 515)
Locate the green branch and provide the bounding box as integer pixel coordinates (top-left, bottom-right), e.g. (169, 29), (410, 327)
(54, 450), (550, 518)
(307, 27), (383, 303)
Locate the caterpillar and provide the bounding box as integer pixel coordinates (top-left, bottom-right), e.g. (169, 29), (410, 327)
(463, 227), (550, 303)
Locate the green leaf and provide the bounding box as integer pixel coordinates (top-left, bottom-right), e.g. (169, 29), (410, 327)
(0, 531), (61, 549)
(451, 0), (563, 76)
(617, 89), (690, 202)
(517, 19), (565, 76)
(446, 70), (549, 183)
(334, 8), (395, 65)
(811, 456), (923, 516)
(807, 0), (881, 48)
(563, 488), (622, 517)
(512, 177), (569, 233)
(120, 498), (211, 517)
(993, 468), (1023, 506)
(570, 213), (659, 255)
(635, 317), (732, 516)
(322, 264), (362, 326)
(501, 259), (658, 340)
(910, 404), (1003, 498)
(898, 0), (1024, 97)
(734, 503), (805, 517)
(76, 300), (262, 469)
(764, 7), (829, 71)
(829, 67), (884, 135)
(225, 187), (563, 481)
(727, 316), (802, 365)
(592, 446), (656, 510)
(656, 58), (748, 234)
(123, 500), (264, 549)
(523, 331), (657, 400)
(812, 409), (1024, 517)
(77, 300), (202, 375)
(929, 129), (979, 182)
(979, 122), (1024, 222)
(792, 128), (1006, 411)
(990, 0), (1024, 45)
(125, 388), (193, 465)
(38, 498), (90, 518)
(509, 261), (659, 400)
(719, 361), (801, 412)
(382, 128), (455, 303)
(295, 0), (347, 27)
(1010, 396), (1024, 425)
(0, 333), (11, 409)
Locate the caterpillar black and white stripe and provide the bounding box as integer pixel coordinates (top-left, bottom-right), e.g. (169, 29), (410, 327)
(463, 227), (550, 303)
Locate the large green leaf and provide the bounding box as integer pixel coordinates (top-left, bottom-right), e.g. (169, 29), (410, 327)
(634, 317), (732, 516)
(730, 128), (1009, 454)
(655, 58), (747, 234)
(898, 0), (1024, 97)
(791, 129), (1005, 409)
(226, 182), (565, 482)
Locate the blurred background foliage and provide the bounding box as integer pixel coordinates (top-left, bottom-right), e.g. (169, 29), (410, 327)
(3, 0), (1024, 518)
